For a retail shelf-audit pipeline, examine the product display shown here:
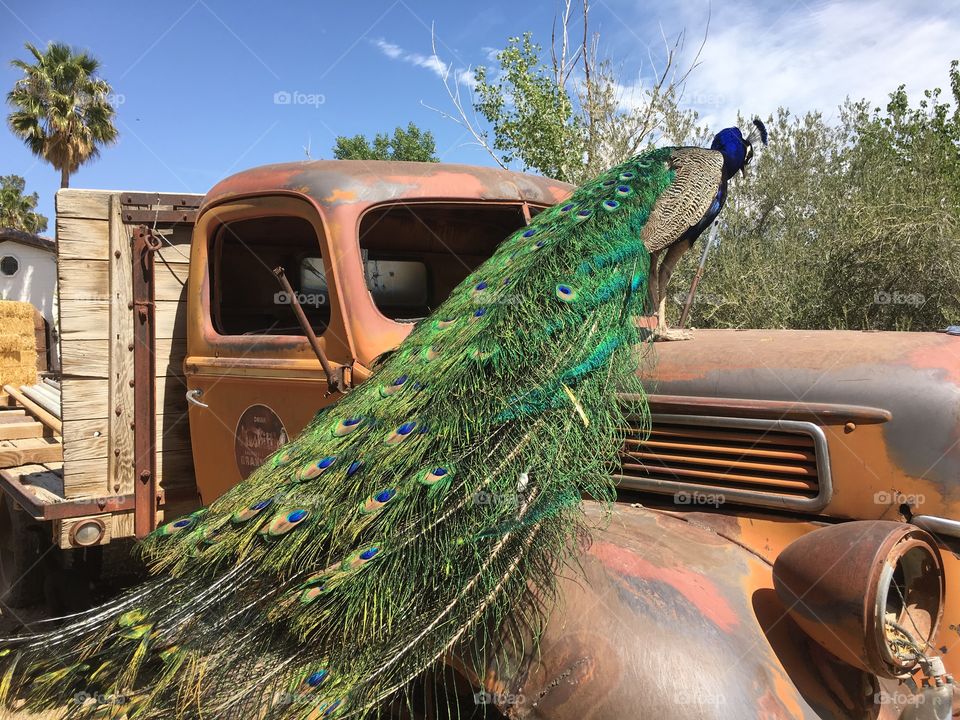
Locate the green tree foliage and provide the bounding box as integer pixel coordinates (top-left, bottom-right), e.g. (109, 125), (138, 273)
(674, 60), (960, 332)
(463, 1), (704, 184)
(332, 123), (438, 162)
(474, 33), (582, 181)
(0, 175), (47, 234)
(7, 42), (119, 188)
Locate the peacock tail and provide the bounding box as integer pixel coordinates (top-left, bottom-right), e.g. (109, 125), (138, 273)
(0, 148), (686, 719)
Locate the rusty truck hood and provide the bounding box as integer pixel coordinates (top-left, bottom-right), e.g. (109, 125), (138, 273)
(639, 329), (960, 515)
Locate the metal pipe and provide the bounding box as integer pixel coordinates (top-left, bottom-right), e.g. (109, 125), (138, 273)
(272, 266), (346, 393)
(3, 384), (61, 434)
(679, 222), (718, 329)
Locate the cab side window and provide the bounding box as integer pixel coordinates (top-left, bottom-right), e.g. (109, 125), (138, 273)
(209, 215), (330, 336)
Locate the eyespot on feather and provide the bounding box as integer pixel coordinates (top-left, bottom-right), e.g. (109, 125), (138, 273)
(260, 508), (310, 537)
(555, 284), (578, 302)
(385, 421), (418, 445)
(361, 488), (397, 514)
(232, 498), (273, 524)
(158, 516), (194, 536)
(380, 374), (408, 397)
(342, 546), (380, 571)
(298, 456), (337, 481)
(331, 417), (364, 437)
(419, 466), (452, 488)
(299, 669), (330, 692)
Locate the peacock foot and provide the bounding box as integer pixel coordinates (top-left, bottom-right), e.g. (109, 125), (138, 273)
(651, 325), (694, 341)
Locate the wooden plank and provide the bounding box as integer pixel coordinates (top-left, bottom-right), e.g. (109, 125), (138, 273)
(56, 216), (109, 260)
(2, 384), (61, 433)
(60, 340), (109, 378)
(61, 376), (190, 422)
(59, 338), (186, 380)
(60, 300), (110, 340)
(63, 449), (194, 498)
(0, 437), (62, 467)
(59, 259), (110, 301)
(57, 243), (190, 301)
(155, 300), (188, 339)
(0, 421), (43, 440)
(109, 195), (135, 497)
(154, 261), (189, 302)
(56, 189), (112, 220)
(63, 412), (191, 465)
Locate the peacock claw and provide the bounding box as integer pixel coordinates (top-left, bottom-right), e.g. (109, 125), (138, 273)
(651, 326), (694, 341)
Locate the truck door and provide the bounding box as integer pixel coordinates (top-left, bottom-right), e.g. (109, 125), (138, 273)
(184, 196), (353, 504)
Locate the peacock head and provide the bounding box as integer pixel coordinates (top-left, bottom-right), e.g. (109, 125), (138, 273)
(711, 119), (768, 178)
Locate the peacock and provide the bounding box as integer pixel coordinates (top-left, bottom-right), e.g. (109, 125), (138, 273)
(0, 121), (764, 719)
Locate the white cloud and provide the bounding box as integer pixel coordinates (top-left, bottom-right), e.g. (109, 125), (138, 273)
(667, 0), (960, 129)
(372, 38), (477, 89)
(374, 39), (404, 60)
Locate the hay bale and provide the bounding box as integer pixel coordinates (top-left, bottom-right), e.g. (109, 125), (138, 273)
(0, 301), (38, 387)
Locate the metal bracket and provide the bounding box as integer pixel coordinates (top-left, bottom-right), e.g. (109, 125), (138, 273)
(120, 193), (201, 225)
(132, 226), (160, 538)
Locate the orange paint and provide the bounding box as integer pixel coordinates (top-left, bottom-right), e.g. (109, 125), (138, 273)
(591, 540), (740, 631)
(323, 188), (358, 204)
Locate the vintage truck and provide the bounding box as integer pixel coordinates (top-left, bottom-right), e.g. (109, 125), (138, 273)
(0, 160), (957, 719)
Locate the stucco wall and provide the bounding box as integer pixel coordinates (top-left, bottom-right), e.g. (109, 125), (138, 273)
(0, 240), (58, 369)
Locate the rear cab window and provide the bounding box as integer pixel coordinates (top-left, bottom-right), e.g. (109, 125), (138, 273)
(301, 203), (537, 323)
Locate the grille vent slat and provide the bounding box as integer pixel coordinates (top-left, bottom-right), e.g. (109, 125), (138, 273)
(616, 414), (829, 509)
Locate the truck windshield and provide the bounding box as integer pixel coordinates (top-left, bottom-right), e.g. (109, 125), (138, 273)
(301, 202), (529, 322)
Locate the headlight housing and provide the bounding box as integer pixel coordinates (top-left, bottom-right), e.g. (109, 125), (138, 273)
(773, 521), (944, 678)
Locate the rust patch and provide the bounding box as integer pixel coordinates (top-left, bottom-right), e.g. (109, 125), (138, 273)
(323, 188), (358, 204)
(590, 540), (740, 631)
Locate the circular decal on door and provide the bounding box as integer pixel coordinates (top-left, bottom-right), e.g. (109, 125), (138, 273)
(235, 404), (289, 479)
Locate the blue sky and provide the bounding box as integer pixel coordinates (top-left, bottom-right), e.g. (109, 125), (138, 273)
(2, 0), (959, 227)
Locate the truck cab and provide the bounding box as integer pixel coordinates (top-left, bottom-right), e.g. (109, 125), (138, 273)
(184, 160), (568, 502)
(0, 160), (956, 719)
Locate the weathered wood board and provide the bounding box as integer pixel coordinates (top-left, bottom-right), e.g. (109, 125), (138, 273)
(55, 189), (202, 541)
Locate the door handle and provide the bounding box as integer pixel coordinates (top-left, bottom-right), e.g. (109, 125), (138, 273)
(186, 388), (209, 409)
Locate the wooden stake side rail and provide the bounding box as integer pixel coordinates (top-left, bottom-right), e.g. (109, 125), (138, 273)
(50, 188), (203, 544)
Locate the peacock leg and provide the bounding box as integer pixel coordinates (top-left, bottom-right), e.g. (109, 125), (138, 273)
(651, 242), (693, 341)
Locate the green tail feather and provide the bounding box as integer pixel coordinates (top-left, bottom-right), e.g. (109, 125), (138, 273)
(0, 149), (682, 719)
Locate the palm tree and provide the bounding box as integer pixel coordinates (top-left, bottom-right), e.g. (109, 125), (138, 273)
(0, 175), (48, 234)
(7, 42), (119, 188)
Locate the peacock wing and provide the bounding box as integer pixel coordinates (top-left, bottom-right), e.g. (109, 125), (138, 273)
(640, 147), (724, 254)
